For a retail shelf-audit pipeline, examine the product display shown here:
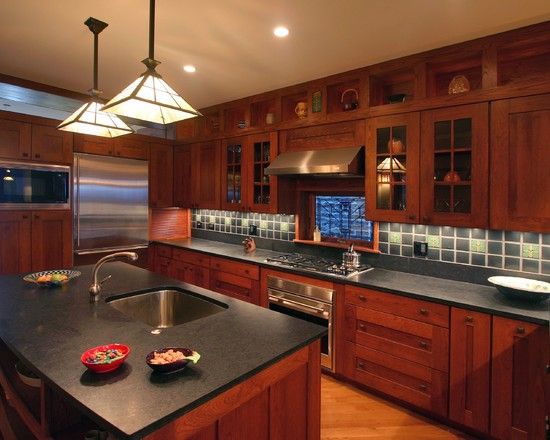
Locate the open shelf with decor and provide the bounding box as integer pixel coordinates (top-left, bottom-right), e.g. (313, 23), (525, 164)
(326, 78), (362, 115)
(223, 105), (250, 132)
(369, 68), (416, 107)
(250, 97), (277, 129)
(281, 90), (309, 122)
(426, 52), (483, 97)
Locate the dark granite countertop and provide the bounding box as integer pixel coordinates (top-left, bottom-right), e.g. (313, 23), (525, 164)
(0, 263), (326, 439)
(154, 238), (549, 325)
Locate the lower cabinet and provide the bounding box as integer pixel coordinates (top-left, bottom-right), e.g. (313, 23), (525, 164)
(0, 210), (72, 275)
(209, 257), (260, 304)
(449, 308), (491, 434)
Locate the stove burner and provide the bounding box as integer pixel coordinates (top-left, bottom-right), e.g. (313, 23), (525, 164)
(265, 253), (372, 278)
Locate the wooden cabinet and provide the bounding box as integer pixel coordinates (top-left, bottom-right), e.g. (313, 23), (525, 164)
(31, 125), (73, 164)
(0, 210), (71, 275)
(341, 286), (450, 417)
(221, 136), (248, 211)
(149, 143), (174, 208)
(365, 113), (420, 223)
(172, 248), (210, 289)
(74, 134), (149, 160)
(420, 103), (489, 228)
(491, 317), (549, 440)
(449, 308), (491, 434)
(0, 119), (31, 160)
(30, 210), (72, 271)
(490, 94), (550, 232)
(0, 211), (31, 274)
(173, 141), (221, 209)
(210, 257), (260, 304)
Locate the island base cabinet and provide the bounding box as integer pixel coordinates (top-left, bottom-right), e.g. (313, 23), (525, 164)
(491, 317), (549, 440)
(143, 340), (321, 440)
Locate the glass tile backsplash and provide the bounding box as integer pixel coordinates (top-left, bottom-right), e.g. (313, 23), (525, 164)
(191, 210), (549, 276)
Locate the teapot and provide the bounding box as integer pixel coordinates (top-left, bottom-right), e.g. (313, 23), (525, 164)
(341, 88), (359, 111)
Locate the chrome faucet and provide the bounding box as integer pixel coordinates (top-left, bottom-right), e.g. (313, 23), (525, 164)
(89, 252), (138, 302)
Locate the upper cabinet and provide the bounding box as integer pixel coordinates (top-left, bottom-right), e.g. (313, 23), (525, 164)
(0, 119), (31, 160)
(74, 134), (149, 160)
(149, 143), (174, 209)
(420, 103), (489, 228)
(490, 94), (550, 233)
(221, 136), (248, 211)
(365, 113), (420, 223)
(174, 140), (221, 209)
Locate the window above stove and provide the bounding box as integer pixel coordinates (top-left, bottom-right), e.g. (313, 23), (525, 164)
(315, 196), (373, 243)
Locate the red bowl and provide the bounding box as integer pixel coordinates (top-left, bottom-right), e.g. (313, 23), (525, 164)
(81, 343), (130, 374)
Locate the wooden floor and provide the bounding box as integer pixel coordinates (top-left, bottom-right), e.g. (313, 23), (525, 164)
(321, 375), (475, 440)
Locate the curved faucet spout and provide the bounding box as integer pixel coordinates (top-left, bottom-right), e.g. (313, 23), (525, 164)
(89, 252), (138, 302)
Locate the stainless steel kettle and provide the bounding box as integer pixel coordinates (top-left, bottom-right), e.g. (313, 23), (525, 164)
(342, 244), (361, 268)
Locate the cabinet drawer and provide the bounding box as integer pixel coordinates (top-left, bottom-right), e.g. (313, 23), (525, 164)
(156, 245), (173, 259)
(344, 305), (449, 372)
(210, 257), (259, 280)
(345, 286), (449, 328)
(343, 341), (448, 417)
(155, 256), (172, 276)
(210, 271), (260, 304)
(172, 248), (210, 267)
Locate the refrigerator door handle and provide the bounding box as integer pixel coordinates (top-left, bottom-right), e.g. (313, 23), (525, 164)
(74, 155), (80, 249)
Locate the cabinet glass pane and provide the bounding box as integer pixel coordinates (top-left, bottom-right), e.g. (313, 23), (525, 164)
(254, 143), (262, 162)
(454, 118), (472, 148)
(376, 183), (390, 209)
(227, 146), (234, 163)
(454, 151), (471, 181)
(391, 126), (406, 151)
(234, 145), (241, 163)
(434, 153), (451, 181)
(392, 185), (406, 210)
(434, 185), (451, 212)
(454, 186), (471, 213)
(263, 142), (271, 162)
(254, 164), (261, 183)
(434, 120), (451, 150)
(376, 127), (390, 154)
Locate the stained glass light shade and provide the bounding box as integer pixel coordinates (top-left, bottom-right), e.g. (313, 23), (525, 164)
(102, 70), (201, 125)
(58, 100), (133, 138)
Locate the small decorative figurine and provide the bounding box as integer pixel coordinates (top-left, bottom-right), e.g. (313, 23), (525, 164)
(242, 237), (256, 253)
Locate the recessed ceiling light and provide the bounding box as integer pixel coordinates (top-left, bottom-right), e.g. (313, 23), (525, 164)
(273, 26), (289, 38)
(183, 65), (196, 73)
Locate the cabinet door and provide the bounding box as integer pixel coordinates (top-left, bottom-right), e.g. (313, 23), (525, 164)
(449, 308), (491, 434)
(247, 132), (278, 213)
(31, 125), (73, 164)
(31, 210), (72, 271)
(491, 94), (550, 232)
(0, 211), (31, 274)
(155, 256), (173, 277)
(193, 140), (221, 209)
(210, 270), (260, 304)
(149, 143), (173, 208)
(491, 317), (549, 440)
(420, 103), (488, 227)
(221, 137), (248, 211)
(114, 138), (149, 160)
(0, 119), (31, 160)
(74, 134), (114, 156)
(173, 145), (193, 208)
(365, 113), (420, 223)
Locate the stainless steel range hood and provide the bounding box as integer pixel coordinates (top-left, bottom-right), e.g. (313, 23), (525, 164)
(265, 146), (364, 176)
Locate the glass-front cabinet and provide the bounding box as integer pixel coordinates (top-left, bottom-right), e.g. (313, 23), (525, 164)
(221, 137), (247, 210)
(420, 103), (488, 227)
(247, 132), (278, 213)
(365, 113), (420, 223)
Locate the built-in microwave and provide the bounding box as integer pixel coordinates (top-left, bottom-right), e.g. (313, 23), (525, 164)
(0, 161), (71, 209)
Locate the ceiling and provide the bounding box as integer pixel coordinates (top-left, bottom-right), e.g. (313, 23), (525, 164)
(1, 0), (549, 110)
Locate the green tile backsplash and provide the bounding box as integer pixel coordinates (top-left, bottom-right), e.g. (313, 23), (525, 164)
(379, 222), (549, 275)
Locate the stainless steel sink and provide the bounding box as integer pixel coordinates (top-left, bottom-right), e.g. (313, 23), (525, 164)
(107, 288), (227, 328)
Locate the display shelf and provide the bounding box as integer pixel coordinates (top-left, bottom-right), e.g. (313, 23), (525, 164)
(497, 43), (550, 86)
(250, 98), (277, 128)
(369, 69), (416, 107)
(326, 79), (361, 114)
(281, 90), (308, 122)
(223, 106), (249, 132)
(427, 53), (483, 97)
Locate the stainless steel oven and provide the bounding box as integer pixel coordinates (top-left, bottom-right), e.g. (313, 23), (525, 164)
(267, 275), (334, 371)
(0, 161), (70, 209)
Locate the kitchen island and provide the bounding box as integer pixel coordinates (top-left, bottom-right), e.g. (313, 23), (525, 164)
(0, 263), (325, 439)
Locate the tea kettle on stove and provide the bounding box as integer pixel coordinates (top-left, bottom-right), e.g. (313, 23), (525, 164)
(342, 244), (361, 268)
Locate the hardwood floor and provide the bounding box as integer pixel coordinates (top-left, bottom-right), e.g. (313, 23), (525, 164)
(321, 375), (475, 440)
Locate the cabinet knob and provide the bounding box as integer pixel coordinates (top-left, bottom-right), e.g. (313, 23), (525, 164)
(358, 295), (367, 302)
(419, 341), (428, 349)
(419, 308), (428, 316)
(34, 215), (40, 220)
(358, 323), (366, 331)
(465, 316), (474, 323)
(108, 151), (113, 155)
(35, 153), (41, 159)
(22, 214), (29, 219)
(516, 327), (525, 335)
(408, 214), (416, 220)
(419, 384), (428, 392)
(422, 216), (430, 223)
(357, 361), (365, 370)
(22, 152), (29, 157)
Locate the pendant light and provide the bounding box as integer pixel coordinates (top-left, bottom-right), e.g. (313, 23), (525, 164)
(58, 18), (133, 138)
(102, 0), (201, 125)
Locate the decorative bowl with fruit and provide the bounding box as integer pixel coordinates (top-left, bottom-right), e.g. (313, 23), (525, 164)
(81, 343), (130, 374)
(146, 347), (201, 374)
(23, 269), (81, 287)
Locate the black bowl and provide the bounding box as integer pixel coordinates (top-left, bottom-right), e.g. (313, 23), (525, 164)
(145, 347), (198, 374)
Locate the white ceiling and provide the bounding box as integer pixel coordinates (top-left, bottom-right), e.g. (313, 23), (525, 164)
(1, 0), (549, 110)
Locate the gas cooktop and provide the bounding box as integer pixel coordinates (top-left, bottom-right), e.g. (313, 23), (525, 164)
(265, 253), (372, 278)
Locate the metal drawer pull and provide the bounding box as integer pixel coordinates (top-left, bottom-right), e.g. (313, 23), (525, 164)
(419, 384), (428, 391)
(465, 316), (474, 323)
(419, 308), (428, 315)
(357, 361), (365, 369)
(358, 295), (367, 301)
(358, 323), (366, 331)
(516, 327), (525, 334)
(280, 298), (325, 314)
(419, 341), (428, 349)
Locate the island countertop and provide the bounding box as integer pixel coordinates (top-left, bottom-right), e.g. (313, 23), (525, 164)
(0, 263), (326, 439)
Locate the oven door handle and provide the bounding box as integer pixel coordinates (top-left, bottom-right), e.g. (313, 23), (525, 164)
(269, 295), (327, 316)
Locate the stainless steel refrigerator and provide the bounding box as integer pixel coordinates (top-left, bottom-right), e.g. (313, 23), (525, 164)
(74, 153), (148, 255)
